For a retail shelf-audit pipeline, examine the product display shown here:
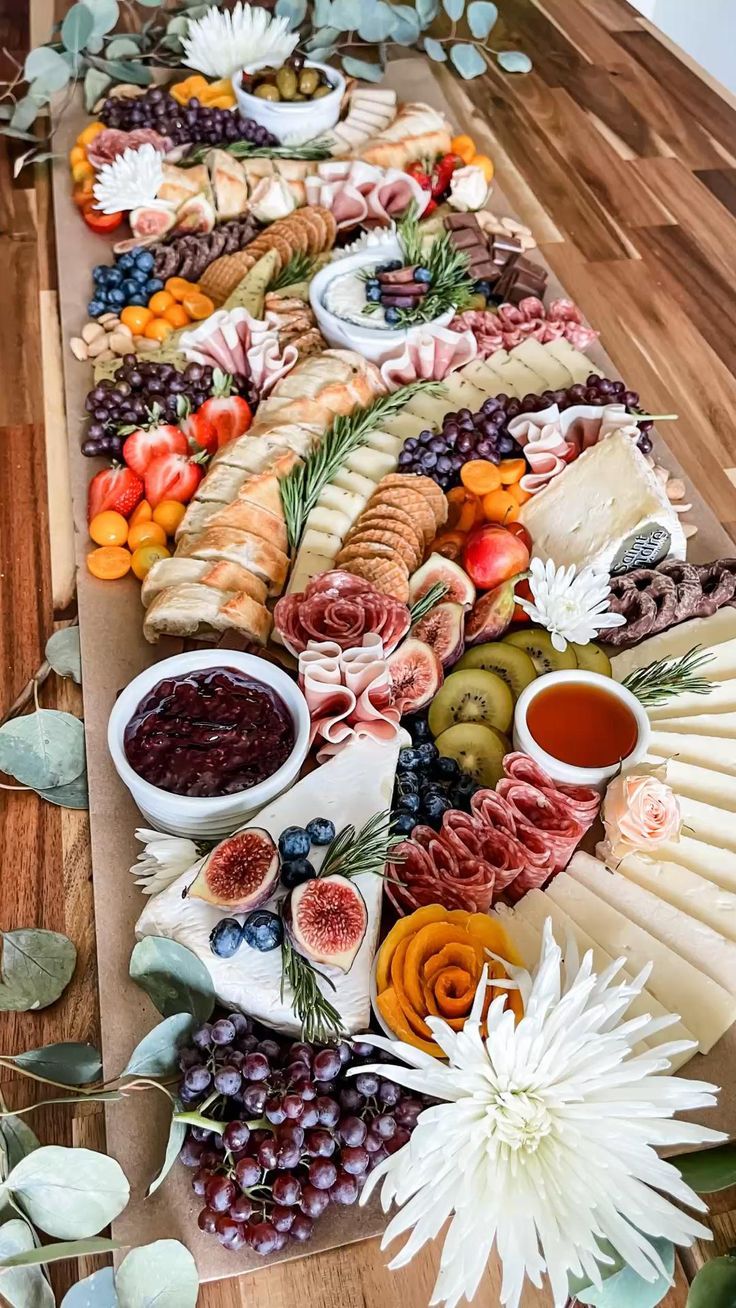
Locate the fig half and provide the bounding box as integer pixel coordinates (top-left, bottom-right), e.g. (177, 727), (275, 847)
(285, 874), (368, 973)
(411, 601), (465, 668)
(387, 637), (443, 715)
(465, 580), (515, 645)
(409, 554), (476, 609)
(189, 827), (279, 911)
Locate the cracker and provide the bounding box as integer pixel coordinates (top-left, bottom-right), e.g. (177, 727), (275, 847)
(371, 486), (435, 546)
(346, 527), (418, 570)
(312, 204), (337, 247)
(282, 215), (310, 255)
(377, 473), (448, 528)
(335, 540), (396, 566)
(342, 556), (409, 602)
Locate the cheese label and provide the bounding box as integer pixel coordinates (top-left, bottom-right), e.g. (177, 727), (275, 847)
(610, 521), (672, 573)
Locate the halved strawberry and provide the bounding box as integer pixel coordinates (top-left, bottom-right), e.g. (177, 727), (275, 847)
(87, 463), (144, 523)
(144, 450), (207, 508)
(198, 371), (252, 448)
(122, 420), (188, 477)
(181, 408), (218, 457)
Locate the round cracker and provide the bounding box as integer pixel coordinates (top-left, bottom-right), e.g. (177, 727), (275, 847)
(311, 204), (337, 247)
(335, 540), (396, 566)
(377, 473), (448, 528)
(346, 527), (418, 570)
(341, 555), (409, 602)
(371, 486), (435, 546)
(280, 216), (310, 255)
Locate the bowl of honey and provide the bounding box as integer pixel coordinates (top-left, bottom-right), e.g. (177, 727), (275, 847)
(513, 670), (650, 790)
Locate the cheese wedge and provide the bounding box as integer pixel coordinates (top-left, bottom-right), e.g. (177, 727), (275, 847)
(507, 889), (695, 1064)
(545, 339), (601, 385)
(332, 468), (376, 500)
(678, 793), (736, 853)
(299, 527), (341, 559)
(494, 357), (545, 397)
(510, 339), (572, 388)
(653, 711), (736, 738)
(549, 860), (736, 1051)
(651, 757), (736, 811)
(611, 610), (736, 682)
(572, 854), (736, 994)
(655, 835), (736, 894)
(381, 411), (432, 439)
(318, 484), (367, 524)
(441, 375), (487, 409)
(616, 854), (736, 945)
(646, 679), (736, 721)
(405, 392), (452, 423)
(287, 548), (335, 595)
(345, 447), (396, 481)
(366, 430), (403, 457)
(304, 505), (352, 539)
(492, 906), (541, 970)
(457, 358), (507, 394)
(649, 730), (736, 776)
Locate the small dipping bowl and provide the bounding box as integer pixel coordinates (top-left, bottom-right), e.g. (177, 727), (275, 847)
(231, 61), (345, 141)
(513, 669), (650, 792)
(108, 650), (310, 839)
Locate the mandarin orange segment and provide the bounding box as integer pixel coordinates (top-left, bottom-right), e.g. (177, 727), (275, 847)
(499, 458), (526, 485)
(165, 276), (199, 301)
(461, 459), (503, 496)
(148, 290), (175, 315)
(182, 292), (215, 320)
(163, 303), (191, 328)
(120, 305), (153, 334)
(144, 318), (174, 342)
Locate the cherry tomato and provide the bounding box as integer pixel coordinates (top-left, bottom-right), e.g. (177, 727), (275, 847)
(131, 543), (170, 580)
(82, 204), (124, 234)
(89, 510), (128, 547)
(87, 546), (131, 580)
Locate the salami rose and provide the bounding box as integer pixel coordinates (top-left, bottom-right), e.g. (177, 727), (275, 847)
(274, 570), (411, 655)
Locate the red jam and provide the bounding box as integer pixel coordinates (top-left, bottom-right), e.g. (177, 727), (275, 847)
(124, 667), (295, 798)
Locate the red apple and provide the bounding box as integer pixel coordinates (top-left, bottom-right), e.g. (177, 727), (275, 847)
(507, 521), (532, 552)
(462, 525), (530, 591)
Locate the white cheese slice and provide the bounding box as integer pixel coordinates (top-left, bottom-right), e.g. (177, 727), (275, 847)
(520, 432), (686, 574)
(611, 611), (736, 682)
(366, 430), (403, 457)
(381, 411), (433, 439)
(441, 376), (487, 409)
(510, 339), (572, 388)
(299, 527), (341, 559)
(655, 835), (736, 894)
(332, 468), (377, 500)
(616, 854), (736, 945)
(135, 735), (401, 1036)
(494, 356), (545, 398)
(570, 853), (736, 994)
(676, 794), (736, 853)
(649, 730), (736, 776)
(305, 505), (352, 539)
(349, 108), (392, 130)
(492, 906), (541, 970)
(318, 484), (366, 524)
(545, 339), (601, 385)
(333, 122), (369, 146)
(350, 87), (397, 106)
(456, 358), (504, 394)
(549, 860), (736, 1051)
(345, 447), (396, 481)
(508, 888), (695, 1063)
(646, 679), (736, 721)
(653, 711), (736, 738)
(487, 348), (511, 367)
(651, 756), (736, 810)
(405, 392), (452, 423)
(287, 548), (335, 595)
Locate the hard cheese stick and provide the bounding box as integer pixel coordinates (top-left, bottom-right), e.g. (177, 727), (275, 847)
(678, 794), (736, 854)
(507, 890), (695, 1065)
(656, 835), (736, 894)
(616, 854), (736, 945)
(611, 609), (736, 682)
(570, 854), (736, 996)
(651, 757), (736, 811)
(646, 679), (736, 721)
(652, 711), (736, 739)
(549, 861), (736, 1052)
(649, 730), (736, 776)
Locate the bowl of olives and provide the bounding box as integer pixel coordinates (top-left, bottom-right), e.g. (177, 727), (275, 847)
(232, 57), (345, 142)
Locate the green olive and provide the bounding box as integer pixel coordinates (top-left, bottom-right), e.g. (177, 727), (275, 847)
(254, 82), (280, 101)
(298, 68), (319, 95)
(686, 1256), (736, 1308)
(276, 66), (298, 99)
(312, 84), (331, 99)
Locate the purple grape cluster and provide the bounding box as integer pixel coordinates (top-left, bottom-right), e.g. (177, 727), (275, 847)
(100, 86), (277, 148)
(177, 1014), (424, 1255)
(397, 374), (653, 490)
(82, 359), (250, 458)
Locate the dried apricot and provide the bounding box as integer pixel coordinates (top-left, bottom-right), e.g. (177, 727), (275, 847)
(460, 459), (502, 496)
(147, 290), (175, 315)
(451, 134), (476, 163)
(456, 495), (484, 532)
(69, 145), (86, 167)
(87, 546), (131, 580)
(163, 302), (191, 328)
(143, 318), (174, 342)
(508, 481), (532, 506)
(120, 305), (154, 334)
(89, 510), (128, 547)
(431, 530), (466, 561)
(71, 159), (95, 184)
(182, 292), (215, 320)
(481, 488), (519, 524)
(77, 121), (104, 146)
(498, 458), (526, 485)
(128, 520), (167, 551)
(152, 499), (186, 534)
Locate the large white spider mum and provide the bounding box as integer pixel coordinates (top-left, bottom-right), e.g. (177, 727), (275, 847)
(516, 556), (626, 652)
(92, 144), (168, 215)
(181, 2), (298, 79)
(130, 828), (201, 897)
(353, 921), (724, 1308)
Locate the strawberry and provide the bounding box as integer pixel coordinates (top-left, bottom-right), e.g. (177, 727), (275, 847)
(144, 450), (207, 508)
(431, 152), (464, 200)
(122, 420), (188, 477)
(87, 463), (144, 523)
(198, 372), (252, 449)
(181, 408), (218, 457)
(405, 159), (432, 191)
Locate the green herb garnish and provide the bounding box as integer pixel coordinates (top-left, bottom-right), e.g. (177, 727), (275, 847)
(362, 205), (475, 329)
(319, 810), (406, 883)
(181, 138), (333, 165)
(622, 645), (716, 707)
(268, 250), (318, 293)
(409, 581), (450, 626)
(280, 378), (445, 550)
(280, 937), (345, 1045)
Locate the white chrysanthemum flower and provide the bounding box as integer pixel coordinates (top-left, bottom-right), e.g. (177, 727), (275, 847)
(516, 556), (626, 651)
(181, 1), (298, 79)
(130, 828), (201, 896)
(355, 921), (724, 1308)
(92, 144), (168, 215)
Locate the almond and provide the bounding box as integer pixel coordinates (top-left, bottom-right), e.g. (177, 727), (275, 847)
(69, 337), (88, 362)
(82, 321), (106, 344)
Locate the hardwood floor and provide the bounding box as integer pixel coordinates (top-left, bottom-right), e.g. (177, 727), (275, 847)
(1, 0), (735, 1303)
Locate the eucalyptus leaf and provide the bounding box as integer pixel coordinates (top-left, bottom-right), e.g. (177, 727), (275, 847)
(86, 55), (152, 86)
(115, 1240), (198, 1308)
(121, 1012), (194, 1079)
(86, 35), (104, 54)
(161, 35), (184, 52)
(105, 37), (141, 59)
(357, 2), (395, 43)
(27, 81), (52, 107)
(341, 56), (385, 82)
(672, 1142), (736, 1193)
(1, 128), (40, 142)
(166, 15), (190, 36)
(0, 709), (85, 790)
(137, 0), (164, 6)
(0, 107), (12, 120)
(0, 1218), (54, 1308)
(496, 49), (532, 73)
(330, 0), (361, 26)
(467, 0), (497, 37)
(0, 1236), (120, 1268)
(442, 0), (465, 20)
(61, 1267), (118, 1308)
(575, 1238), (674, 1307)
(4, 1146), (129, 1240)
(10, 97), (43, 133)
(24, 46), (71, 88)
(450, 42), (487, 77)
(45, 627), (81, 683)
(61, 3), (94, 53)
(423, 37), (447, 60)
(84, 67), (111, 112)
(0, 928), (76, 1013)
(129, 937), (214, 1024)
(83, 0), (120, 36)
(147, 1105), (185, 1197)
(3, 1092), (122, 1118)
(33, 769), (89, 811)
(305, 25), (340, 51)
(314, 0), (334, 26)
(391, 4), (422, 44)
(275, 0), (307, 29)
(7, 1041), (101, 1086)
(0, 1118), (40, 1173)
(306, 42), (338, 62)
(416, 0), (440, 21)
(686, 1255), (736, 1308)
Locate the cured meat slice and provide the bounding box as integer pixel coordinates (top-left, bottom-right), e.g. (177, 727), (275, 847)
(470, 788), (517, 834)
(274, 569), (410, 654)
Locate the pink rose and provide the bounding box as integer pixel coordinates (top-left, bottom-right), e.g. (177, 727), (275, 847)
(603, 772), (680, 859)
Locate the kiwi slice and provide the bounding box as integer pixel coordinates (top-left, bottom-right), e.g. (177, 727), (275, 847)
(457, 642), (537, 700)
(570, 640), (612, 677)
(428, 668), (514, 737)
(434, 723), (506, 788)
(503, 628), (576, 674)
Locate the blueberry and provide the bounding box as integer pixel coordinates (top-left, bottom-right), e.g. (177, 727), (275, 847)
(281, 857), (316, 889)
(453, 775), (476, 804)
(414, 266), (432, 284)
(127, 292), (149, 306)
(394, 812), (416, 836)
(417, 742), (438, 768)
(92, 266), (109, 284)
(423, 792), (452, 823)
(210, 917), (244, 959)
(397, 748), (420, 772)
(279, 825), (311, 859)
(242, 910), (283, 952)
(306, 817), (335, 846)
(366, 277), (380, 290)
(434, 755), (460, 781)
(420, 781), (444, 800)
(397, 792), (420, 814)
(409, 716), (431, 742)
(366, 285), (382, 303)
(131, 266), (150, 285)
(397, 770), (419, 794)
(107, 287), (126, 306)
(87, 299), (106, 318)
(385, 307), (400, 325)
(474, 279), (492, 297)
(106, 268), (123, 287)
(122, 278), (140, 297)
(145, 277), (164, 294)
(117, 254), (134, 272)
(135, 249), (155, 271)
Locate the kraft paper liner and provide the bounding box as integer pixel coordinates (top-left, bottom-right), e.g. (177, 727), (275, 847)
(50, 58), (736, 1281)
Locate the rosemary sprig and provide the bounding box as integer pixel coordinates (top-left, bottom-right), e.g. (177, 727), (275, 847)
(622, 645), (716, 708)
(319, 810), (406, 882)
(280, 937), (345, 1045)
(409, 581), (449, 626)
(182, 138), (332, 165)
(362, 207), (475, 329)
(268, 250), (318, 293)
(280, 379), (445, 551)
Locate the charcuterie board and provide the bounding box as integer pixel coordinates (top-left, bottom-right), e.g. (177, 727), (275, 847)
(51, 47), (736, 1294)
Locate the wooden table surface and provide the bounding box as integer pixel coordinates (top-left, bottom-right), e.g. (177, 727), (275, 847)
(2, 0), (736, 1303)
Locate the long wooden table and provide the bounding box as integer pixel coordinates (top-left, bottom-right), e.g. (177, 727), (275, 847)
(2, 0), (736, 1302)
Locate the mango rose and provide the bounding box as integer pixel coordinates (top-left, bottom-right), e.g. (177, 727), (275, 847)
(375, 904), (523, 1057)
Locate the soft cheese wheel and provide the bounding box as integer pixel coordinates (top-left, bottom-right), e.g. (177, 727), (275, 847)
(616, 855), (736, 945)
(549, 859), (736, 1052)
(649, 731), (736, 776)
(655, 835), (736, 894)
(569, 855), (736, 996)
(610, 609), (736, 682)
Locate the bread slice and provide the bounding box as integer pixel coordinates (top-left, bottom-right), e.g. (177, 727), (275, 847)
(143, 583), (272, 645)
(176, 527), (290, 594)
(193, 461), (249, 505)
(176, 498), (287, 551)
(141, 557), (268, 608)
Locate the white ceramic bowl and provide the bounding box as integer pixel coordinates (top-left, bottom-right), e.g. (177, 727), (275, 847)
(309, 244), (455, 364)
(513, 669), (650, 792)
(108, 650), (310, 839)
(231, 61), (345, 142)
